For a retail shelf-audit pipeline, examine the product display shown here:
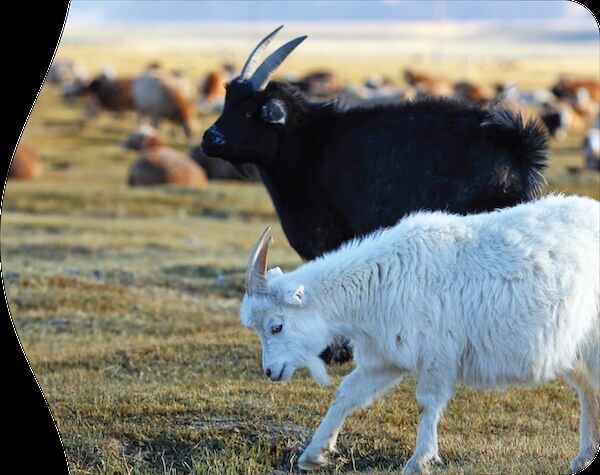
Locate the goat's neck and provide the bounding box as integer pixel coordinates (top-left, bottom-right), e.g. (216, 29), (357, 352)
(295, 262), (373, 337)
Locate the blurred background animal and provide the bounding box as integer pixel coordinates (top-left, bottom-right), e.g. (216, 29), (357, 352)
(123, 125), (207, 187)
(197, 63), (237, 114)
(63, 71), (136, 118)
(47, 58), (87, 86)
(9, 142), (41, 179)
(583, 115), (600, 171)
(132, 63), (198, 140)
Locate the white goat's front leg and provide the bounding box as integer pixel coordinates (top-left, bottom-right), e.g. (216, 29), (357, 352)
(566, 370), (600, 473)
(298, 367), (405, 471)
(402, 374), (453, 474)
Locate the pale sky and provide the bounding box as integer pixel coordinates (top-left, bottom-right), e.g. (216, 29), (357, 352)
(67, 1), (597, 25)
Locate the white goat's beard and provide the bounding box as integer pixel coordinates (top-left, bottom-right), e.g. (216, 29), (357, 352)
(305, 355), (330, 385)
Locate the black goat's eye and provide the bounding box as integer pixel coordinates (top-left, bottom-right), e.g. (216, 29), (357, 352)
(244, 112), (253, 119)
(271, 324), (283, 334)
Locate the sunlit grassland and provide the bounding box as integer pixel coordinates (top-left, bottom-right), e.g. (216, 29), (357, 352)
(2, 24), (599, 474)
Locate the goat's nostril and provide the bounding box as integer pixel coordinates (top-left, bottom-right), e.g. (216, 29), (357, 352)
(265, 368), (272, 378)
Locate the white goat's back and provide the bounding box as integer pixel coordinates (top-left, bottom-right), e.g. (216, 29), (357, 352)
(447, 195), (600, 387)
(301, 194), (599, 389)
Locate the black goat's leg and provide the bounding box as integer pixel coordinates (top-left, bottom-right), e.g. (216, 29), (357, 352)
(319, 335), (353, 364)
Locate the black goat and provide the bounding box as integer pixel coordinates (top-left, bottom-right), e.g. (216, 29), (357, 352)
(201, 26), (549, 363)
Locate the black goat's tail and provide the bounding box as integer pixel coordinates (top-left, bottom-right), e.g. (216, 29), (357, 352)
(480, 106), (549, 201)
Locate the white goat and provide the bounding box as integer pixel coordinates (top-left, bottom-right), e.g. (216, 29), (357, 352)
(240, 194), (600, 474)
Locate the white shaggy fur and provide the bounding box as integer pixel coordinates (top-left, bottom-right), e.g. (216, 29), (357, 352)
(240, 194), (600, 473)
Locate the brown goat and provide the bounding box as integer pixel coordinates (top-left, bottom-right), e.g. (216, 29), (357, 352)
(453, 80), (493, 103)
(87, 76), (135, 115)
(10, 142), (41, 179)
(200, 70), (226, 102)
(552, 78), (600, 102)
(62, 73), (135, 118)
(403, 69), (453, 97)
(123, 126), (206, 187)
(197, 64), (237, 114)
(132, 66), (197, 139)
(291, 70), (342, 98)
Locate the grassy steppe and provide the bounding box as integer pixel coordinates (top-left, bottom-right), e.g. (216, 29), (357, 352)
(2, 25), (599, 474)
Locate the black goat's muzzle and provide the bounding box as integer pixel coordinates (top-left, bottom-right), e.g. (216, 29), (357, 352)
(201, 125), (228, 157)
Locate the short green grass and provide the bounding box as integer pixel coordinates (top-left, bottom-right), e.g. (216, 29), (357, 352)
(2, 29), (599, 474)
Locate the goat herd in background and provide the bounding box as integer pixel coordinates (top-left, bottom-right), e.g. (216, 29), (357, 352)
(8, 26), (600, 473)
(9, 25), (600, 184)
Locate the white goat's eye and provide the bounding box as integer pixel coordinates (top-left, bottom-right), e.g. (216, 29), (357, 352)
(271, 324), (283, 334)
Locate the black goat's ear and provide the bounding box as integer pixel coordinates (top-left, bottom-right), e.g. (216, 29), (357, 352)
(260, 99), (287, 125)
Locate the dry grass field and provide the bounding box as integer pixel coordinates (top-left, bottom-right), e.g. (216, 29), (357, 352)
(2, 22), (599, 474)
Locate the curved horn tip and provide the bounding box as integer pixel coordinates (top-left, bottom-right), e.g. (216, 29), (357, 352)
(250, 35), (309, 91)
(239, 25), (286, 80)
(245, 226), (272, 292)
(246, 231), (273, 295)
(256, 235), (273, 274)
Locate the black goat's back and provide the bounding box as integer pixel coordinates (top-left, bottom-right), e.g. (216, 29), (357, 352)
(313, 98), (548, 241)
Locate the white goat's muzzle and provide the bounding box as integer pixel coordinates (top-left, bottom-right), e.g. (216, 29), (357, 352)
(264, 361), (293, 382)
(264, 357), (330, 385)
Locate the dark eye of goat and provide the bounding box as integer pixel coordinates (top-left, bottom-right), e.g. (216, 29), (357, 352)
(271, 324), (283, 334)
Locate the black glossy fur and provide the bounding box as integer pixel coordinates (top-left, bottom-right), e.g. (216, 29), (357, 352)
(202, 80), (549, 363)
(204, 80), (548, 259)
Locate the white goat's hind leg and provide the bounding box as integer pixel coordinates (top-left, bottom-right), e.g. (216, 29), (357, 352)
(298, 367), (405, 471)
(403, 375), (453, 474)
(566, 369), (600, 473)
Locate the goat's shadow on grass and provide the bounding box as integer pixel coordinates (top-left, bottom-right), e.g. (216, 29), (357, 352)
(122, 436), (202, 473)
(282, 436), (414, 474)
(117, 416), (440, 473)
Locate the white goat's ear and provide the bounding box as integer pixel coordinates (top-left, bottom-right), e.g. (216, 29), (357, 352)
(284, 284), (304, 306)
(267, 266), (283, 279)
(260, 99), (287, 125)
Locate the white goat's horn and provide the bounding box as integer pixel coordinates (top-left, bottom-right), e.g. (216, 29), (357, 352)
(250, 35), (307, 91)
(245, 227), (272, 295)
(239, 25), (284, 80)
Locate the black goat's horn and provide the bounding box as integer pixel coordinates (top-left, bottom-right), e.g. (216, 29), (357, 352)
(250, 35), (307, 91)
(239, 25), (284, 80)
